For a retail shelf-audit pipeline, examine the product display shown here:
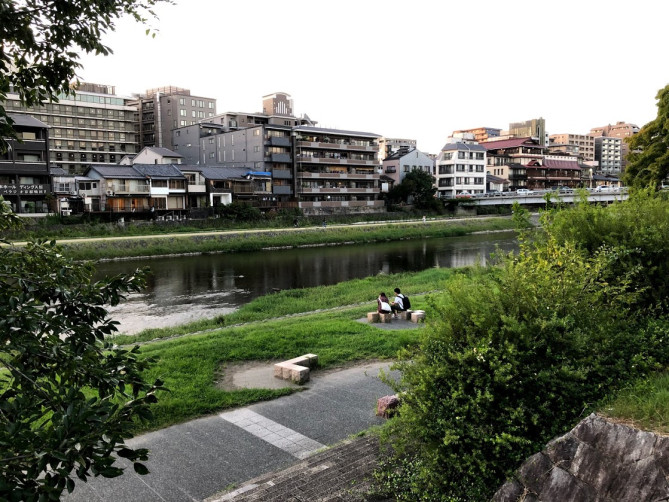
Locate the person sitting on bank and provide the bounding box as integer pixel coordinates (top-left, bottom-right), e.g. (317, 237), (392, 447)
(377, 292), (392, 315)
(391, 288), (406, 318)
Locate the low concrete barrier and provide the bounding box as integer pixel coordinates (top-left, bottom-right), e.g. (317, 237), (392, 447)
(274, 354), (318, 384)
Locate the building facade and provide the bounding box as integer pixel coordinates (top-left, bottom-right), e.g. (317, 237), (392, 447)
(452, 127), (501, 143)
(382, 147), (434, 186)
(548, 134), (595, 162)
(0, 114), (51, 213)
(4, 82), (138, 175)
(434, 141), (487, 198)
(525, 155), (582, 190)
(482, 137), (545, 191)
(129, 86), (216, 151)
(589, 121), (639, 172)
(594, 136), (623, 174)
(378, 137), (417, 161)
(509, 118), (547, 146)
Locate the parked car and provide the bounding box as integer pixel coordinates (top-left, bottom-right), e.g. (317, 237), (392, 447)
(595, 185), (612, 192)
(486, 190), (502, 197)
(516, 189), (534, 195)
(455, 191), (472, 199)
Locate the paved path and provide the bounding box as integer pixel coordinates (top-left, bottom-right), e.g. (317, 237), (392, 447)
(64, 361), (397, 502)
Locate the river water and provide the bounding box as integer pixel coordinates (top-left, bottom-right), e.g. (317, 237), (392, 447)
(95, 231), (518, 334)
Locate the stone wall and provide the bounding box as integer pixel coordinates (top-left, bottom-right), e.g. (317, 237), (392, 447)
(493, 413), (669, 501)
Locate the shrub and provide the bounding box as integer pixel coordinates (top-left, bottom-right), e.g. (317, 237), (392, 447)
(377, 190), (669, 500)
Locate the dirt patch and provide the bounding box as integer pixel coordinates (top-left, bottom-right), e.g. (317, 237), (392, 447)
(216, 359), (392, 391)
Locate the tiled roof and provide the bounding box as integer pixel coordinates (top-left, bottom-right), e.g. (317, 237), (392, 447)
(7, 113), (47, 128)
(481, 137), (542, 150)
(542, 158), (582, 170)
(440, 142), (487, 152)
(133, 164), (185, 178)
(181, 166), (250, 180)
(145, 147), (183, 158)
(86, 165), (146, 179)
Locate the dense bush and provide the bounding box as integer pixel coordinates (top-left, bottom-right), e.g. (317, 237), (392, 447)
(377, 190), (669, 500)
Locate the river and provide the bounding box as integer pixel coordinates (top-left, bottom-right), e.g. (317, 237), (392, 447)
(94, 231), (518, 334)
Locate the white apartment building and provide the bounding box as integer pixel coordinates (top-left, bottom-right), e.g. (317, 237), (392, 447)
(594, 136), (622, 174)
(435, 141), (487, 198)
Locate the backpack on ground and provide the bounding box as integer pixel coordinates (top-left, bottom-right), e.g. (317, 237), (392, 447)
(401, 294), (411, 310)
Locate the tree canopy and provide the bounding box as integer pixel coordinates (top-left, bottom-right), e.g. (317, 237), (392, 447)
(624, 84), (669, 188)
(0, 0), (169, 150)
(385, 168), (438, 210)
(0, 200), (165, 499)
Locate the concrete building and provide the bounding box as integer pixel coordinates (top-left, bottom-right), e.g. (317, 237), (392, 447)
(3, 82), (138, 175)
(129, 86), (216, 150)
(589, 121), (639, 171)
(378, 137), (417, 161)
(0, 114), (50, 213)
(132, 146), (184, 165)
(594, 136), (623, 174)
(452, 127), (501, 143)
(434, 140), (487, 198)
(294, 126), (383, 214)
(509, 118), (547, 146)
(382, 147), (434, 186)
(548, 134), (595, 162)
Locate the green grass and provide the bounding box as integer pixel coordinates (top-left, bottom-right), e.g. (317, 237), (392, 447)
(52, 217), (515, 261)
(109, 267), (469, 345)
(599, 372), (669, 434)
(133, 305), (422, 432)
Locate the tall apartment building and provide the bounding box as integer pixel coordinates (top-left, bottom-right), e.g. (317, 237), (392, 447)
(594, 136), (623, 174)
(129, 86), (216, 150)
(589, 121), (639, 171)
(509, 118), (547, 146)
(3, 82), (138, 175)
(548, 134), (595, 162)
(0, 114), (50, 213)
(452, 127), (501, 143)
(434, 140), (487, 198)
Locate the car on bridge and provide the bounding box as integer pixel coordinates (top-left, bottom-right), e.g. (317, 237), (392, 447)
(516, 189), (535, 195)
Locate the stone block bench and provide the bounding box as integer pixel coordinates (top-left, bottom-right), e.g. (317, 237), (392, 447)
(274, 353), (318, 384)
(410, 310), (426, 323)
(367, 312), (392, 323)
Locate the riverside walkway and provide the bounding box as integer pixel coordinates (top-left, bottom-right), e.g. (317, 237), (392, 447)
(64, 361), (397, 502)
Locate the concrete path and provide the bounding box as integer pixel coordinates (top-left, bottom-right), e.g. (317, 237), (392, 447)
(64, 361), (397, 502)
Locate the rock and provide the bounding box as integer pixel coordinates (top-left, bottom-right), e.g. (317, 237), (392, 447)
(376, 395), (400, 418)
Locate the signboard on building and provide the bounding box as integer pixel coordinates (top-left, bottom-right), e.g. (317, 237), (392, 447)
(0, 184), (49, 195)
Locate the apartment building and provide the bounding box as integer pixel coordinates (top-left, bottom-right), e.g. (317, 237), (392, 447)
(129, 86), (216, 150)
(594, 136), (623, 174)
(452, 127), (501, 143)
(548, 134), (595, 162)
(590, 121), (639, 171)
(0, 114), (50, 213)
(3, 82), (138, 175)
(434, 141), (487, 198)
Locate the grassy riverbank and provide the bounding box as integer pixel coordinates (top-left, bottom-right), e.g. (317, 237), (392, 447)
(58, 216), (516, 260)
(110, 267), (472, 345)
(123, 267), (456, 431)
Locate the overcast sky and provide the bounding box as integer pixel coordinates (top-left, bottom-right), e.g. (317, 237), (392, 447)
(77, 0), (669, 153)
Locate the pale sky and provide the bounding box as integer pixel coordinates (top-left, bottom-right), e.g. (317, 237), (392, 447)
(77, 0), (669, 153)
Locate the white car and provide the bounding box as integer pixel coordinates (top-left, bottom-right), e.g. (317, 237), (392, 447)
(516, 189), (534, 195)
(595, 185), (612, 192)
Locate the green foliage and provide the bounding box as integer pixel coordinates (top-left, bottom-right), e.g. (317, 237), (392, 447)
(377, 190), (669, 500)
(386, 169), (438, 210)
(0, 209), (165, 500)
(0, 0), (170, 150)
(624, 84), (669, 188)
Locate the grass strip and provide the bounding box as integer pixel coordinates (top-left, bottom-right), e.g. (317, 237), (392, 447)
(57, 217), (515, 261)
(600, 372), (669, 434)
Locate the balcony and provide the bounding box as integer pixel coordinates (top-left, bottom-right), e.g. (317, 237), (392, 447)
(267, 136), (291, 147)
(272, 169), (292, 179)
(299, 171), (379, 180)
(300, 187), (378, 194)
(110, 184), (150, 194)
(267, 153), (292, 163)
(299, 200), (384, 209)
(296, 140), (378, 153)
(187, 184), (207, 193)
(273, 185), (293, 195)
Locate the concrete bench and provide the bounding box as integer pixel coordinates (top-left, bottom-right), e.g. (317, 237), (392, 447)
(410, 310), (426, 323)
(274, 353), (318, 384)
(367, 312), (392, 323)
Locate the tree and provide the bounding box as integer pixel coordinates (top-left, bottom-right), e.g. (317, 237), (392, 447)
(386, 169), (438, 210)
(0, 0), (170, 150)
(623, 84), (669, 188)
(0, 200), (165, 500)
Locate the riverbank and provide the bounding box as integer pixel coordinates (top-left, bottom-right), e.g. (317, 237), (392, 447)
(52, 216), (517, 261)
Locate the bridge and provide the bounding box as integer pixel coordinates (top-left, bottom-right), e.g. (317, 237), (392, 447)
(465, 188), (628, 206)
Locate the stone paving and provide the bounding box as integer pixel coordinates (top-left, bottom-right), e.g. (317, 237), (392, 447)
(206, 435), (387, 502)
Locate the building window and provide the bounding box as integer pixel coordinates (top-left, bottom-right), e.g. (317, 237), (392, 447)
(179, 98), (185, 105)
(458, 151), (466, 159)
(208, 102), (214, 109)
(254, 146), (260, 152)
(198, 100), (204, 107)
(180, 109), (186, 116)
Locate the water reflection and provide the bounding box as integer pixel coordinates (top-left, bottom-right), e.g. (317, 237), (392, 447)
(95, 231), (517, 334)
